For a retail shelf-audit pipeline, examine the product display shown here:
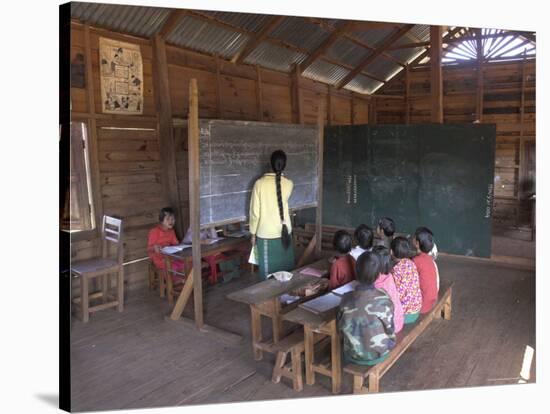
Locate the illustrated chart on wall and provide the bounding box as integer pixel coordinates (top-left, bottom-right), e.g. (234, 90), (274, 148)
(323, 124), (496, 257)
(195, 120), (319, 226)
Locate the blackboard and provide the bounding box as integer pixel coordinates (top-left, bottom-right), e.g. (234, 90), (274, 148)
(198, 120), (318, 226)
(322, 124), (496, 257)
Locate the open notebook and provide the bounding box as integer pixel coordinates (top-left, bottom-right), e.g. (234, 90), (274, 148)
(331, 280), (359, 297)
(161, 244), (192, 254)
(299, 292), (342, 315)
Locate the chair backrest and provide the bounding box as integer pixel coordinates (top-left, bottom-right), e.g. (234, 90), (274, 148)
(101, 215), (123, 264)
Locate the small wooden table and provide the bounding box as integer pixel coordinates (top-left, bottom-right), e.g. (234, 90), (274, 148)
(162, 237), (250, 316)
(227, 258), (329, 360)
(283, 299), (342, 394)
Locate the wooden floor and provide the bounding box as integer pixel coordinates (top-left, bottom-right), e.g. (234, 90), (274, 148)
(70, 255), (536, 411)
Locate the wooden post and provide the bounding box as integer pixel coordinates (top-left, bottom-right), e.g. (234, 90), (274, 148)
(350, 93), (355, 125)
(188, 79), (204, 329)
(369, 97), (377, 125)
(291, 64), (303, 124)
(475, 29), (484, 122)
(430, 25), (443, 123)
(215, 55), (223, 118)
(255, 65), (263, 121)
(517, 50), (527, 224)
(315, 100), (325, 258)
(83, 25), (103, 231)
(405, 64), (411, 124)
(153, 34), (183, 238)
(326, 85), (332, 126)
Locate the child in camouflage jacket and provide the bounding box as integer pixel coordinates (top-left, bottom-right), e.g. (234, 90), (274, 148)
(337, 251), (396, 365)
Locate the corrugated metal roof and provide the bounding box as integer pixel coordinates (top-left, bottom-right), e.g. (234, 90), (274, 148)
(409, 24), (430, 41)
(350, 27), (395, 48)
(71, 2), (171, 38)
(270, 16), (331, 52)
(346, 74), (383, 94)
(364, 58), (401, 81)
(166, 15), (248, 59)
(325, 38), (371, 68)
(386, 47), (424, 64)
(302, 60), (350, 85)
(200, 10), (273, 33)
(244, 41), (307, 72)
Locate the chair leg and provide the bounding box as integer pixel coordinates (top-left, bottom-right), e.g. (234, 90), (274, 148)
(368, 372), (379, 393)
(159, 268), (166, 298)
(117, 266), (124, 312)
(353, 375), (366, 394)
(102, 273), (109, 303)
(148, 264), (154, 291)
(81, 276), (89, 323)
(272, 351), (287, 383)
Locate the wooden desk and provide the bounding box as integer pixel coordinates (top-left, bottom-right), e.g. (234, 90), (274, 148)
(283, 299), (342, 394)
(227, 258), (329, 360)
(162, 237), (250, 317)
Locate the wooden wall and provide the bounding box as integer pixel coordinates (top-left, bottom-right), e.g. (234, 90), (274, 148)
(374, 59), (536, 228)
(69, 21), (370, 290)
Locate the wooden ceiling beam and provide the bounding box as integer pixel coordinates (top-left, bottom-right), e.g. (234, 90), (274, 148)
(231, 15), (286, 64)
(335, 24), (414, 89)
(155, 9), (187, 39)
(299, 21), (353, 74)
(406, 26), (464, 68)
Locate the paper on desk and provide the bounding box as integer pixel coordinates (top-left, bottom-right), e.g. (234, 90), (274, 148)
(299, 267), (324, 277)
(332, 280), (359, 297)
(200, 237), (224, 245)
(299, 292), (341, 315)
(279, 293), (301, 305)
(161, 244), (192, 254)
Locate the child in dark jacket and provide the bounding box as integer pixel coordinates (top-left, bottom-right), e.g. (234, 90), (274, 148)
(412, 227), (439, 314)
(329, 230), (356, 290)
(337, 252), (396, 365)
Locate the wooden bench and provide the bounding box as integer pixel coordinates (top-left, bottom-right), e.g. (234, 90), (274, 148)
(343, 283), (453, 394)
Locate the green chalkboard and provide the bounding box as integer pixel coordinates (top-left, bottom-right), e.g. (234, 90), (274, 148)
(322, 124), (496, 258)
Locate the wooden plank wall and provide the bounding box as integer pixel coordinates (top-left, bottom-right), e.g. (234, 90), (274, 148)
(69, 21), (370, 290)
(375, 60), (536, 228)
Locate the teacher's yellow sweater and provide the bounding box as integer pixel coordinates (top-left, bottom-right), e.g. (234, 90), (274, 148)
(249, 173), (293, 239)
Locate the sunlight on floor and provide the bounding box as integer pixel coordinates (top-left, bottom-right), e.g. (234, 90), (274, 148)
(518, 345), (534, 383)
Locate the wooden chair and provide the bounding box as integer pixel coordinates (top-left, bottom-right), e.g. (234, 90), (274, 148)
(71, 216), (124, 323)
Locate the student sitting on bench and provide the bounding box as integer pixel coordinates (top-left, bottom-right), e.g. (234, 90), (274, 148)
(350, 224), (374, 261)
(412, 227), (439, 314)
(329, 230), (356, 290)
(372, 245), (404, 333)
(391, 236), (422, 324)
(337, 252), (396, 366)
(147, 207), (186, 278)
(374, 217), (395, 249)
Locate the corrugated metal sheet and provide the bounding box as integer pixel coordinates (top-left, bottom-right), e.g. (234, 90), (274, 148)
(270, 17), (331, 52)
(244, 42), (307, 72)
(364, 58), (401, 81)
(346, 74), (383, 94)
(386, 47), (425, 64)
(350, 27), (395, 48)
(71, 2), (171, 38)
(200, 10), (273, 33)
(166, 15), (248, 59)
(325, 38), (371, 68)
(302, 60), (350, 85)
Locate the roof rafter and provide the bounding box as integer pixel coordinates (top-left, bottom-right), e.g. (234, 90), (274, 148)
(298, 21), (353, 74)
(335, 24), (414, 89)
(155, 9), (187, 39)
(231, 15), (286, 64)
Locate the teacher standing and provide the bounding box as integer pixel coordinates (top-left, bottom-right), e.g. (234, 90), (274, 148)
(249, 150), (295, 279)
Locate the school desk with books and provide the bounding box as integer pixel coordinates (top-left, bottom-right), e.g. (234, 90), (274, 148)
(227, 258), (330, 361)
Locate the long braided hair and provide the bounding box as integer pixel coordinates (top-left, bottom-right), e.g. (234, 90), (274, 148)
(270, 150), (291, 250)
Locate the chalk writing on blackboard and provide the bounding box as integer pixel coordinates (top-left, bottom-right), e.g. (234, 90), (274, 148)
(485, 183), (494, 218)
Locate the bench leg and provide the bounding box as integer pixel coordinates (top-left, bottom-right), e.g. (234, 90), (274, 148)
(272, 299), (283, 343)
(251, 306), (263, 361)
(353, 375), (367, 394)
(368, 372), (379, 393)
(272, 351), (287, 383)
(304, 325), (315, 386)
(291, 348), (304, 391)
(102, 274), (109, 303)
(443, 296), (452, 320)
(81, 276), (89, 323)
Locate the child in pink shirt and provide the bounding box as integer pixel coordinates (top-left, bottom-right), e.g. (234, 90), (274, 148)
(372, 245), (404, 333)
(391, 236), (422, 324)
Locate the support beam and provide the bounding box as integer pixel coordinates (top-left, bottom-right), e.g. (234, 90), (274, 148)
(335, 25), (414, 89)
(156, 9), (186, 39)
(315, 101), (325, 258)
(231, 15), (286, 64)
(299, 21), (353, 74)
(291, 64), (303, 124)
(475, 29), (484, 122)
(405, 64), (410, 124)
(255, 65), (263, 121)
(406, 27), (463, 69)
(188, 78), (203, 329)
(153, 34), (184, 238)
(215, 55), (222, 118)
(369, 98), (377, 125)
(430, 25), (443, 123)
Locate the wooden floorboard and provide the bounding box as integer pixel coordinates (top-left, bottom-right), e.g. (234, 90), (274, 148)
(71, 255), (536, 410)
